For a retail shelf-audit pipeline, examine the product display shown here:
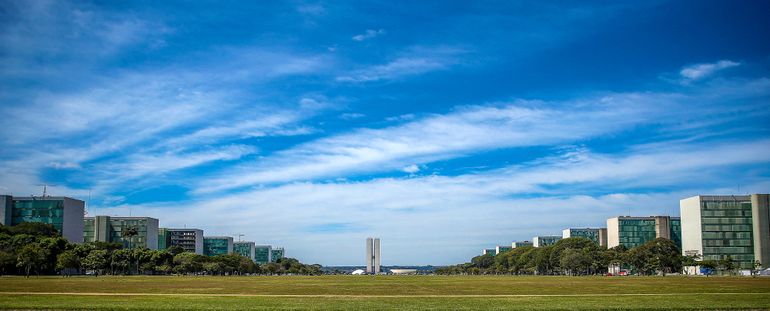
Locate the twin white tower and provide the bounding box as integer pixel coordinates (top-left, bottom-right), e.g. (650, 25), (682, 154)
(365, 237), (381, 274)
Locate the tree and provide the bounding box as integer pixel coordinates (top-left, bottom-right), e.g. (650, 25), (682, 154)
(559, 248), (592, 276)
(56, 250), (80, 276)
(550, 238), (600, 275)
(17, 244), (48, 277)
(173, 252), (204, 275)
(719, 256), (736, 275)
(8, 222), (58, 237)
(82, 249), (110, 275)
(0, 250), (15, 276)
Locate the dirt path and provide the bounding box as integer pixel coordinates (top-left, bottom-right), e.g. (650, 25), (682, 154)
(0, 292), (767, 298)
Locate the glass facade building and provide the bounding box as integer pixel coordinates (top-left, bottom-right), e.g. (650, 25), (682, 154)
(482, 248), (496, 255)
(204, 236), (233, 256)
(495, 246), (512, 254)
(1, 196), (84, 243)
(512, 241), (533, 248)
(681, 195), (770, 271)
(532, 236), (562, 247)
(234, 241), (256, 262)
(607, 216), (682, 249)
(83, 216), (159, 249)
(562, 228), (608, 247)
(271, 247), (285, 262)
(158, 228), (170, 250)
(255, 245), (272, 264)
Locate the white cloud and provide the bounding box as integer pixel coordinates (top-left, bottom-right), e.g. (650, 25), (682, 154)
(336, 46), (463, 82)
(402, 164), (420, 174)
(352, 29), (385, 41)
(680, 60), (740, 82)
(339, 113), (366, 120)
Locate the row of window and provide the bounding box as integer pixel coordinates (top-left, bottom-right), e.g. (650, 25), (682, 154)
(702, 210), (752, 217)
(702, 232), (753, 239)
(702, 225), (753, 232)
(701, 217), (753, 225)
(701, 202), (752, 210)
(702, 239), (753, 247)
(703, 246), (754, 254)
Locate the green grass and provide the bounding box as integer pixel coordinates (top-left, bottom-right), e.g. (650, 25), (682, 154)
(1, 275), (769, 310)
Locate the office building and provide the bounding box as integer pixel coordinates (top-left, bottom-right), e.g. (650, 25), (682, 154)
(607, 216), (681, 249)
(482, 248), (496, 255)
(164, 228), (204, 254)
(203, 236), (233, 256)
(0, 195), (12, 226)
(271, 247), (285, 262)
(495, 246), (512, 254)
(158, 228), (171, 250)
(512, 241), (533, 248)
(234, 241), (256, 261)
(681, 194), (769, 271)
(563, 228), (608, 247)
(255, 245), (272, 264)
(0, 195), (84, 243)
(366, 237), (381, 274)
(84, 216), (159, 249)
(533, 236), (562, 247)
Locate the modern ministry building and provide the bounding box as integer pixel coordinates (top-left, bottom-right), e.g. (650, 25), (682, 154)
(606, 216), (682, 249)
(495, 246), (512, 254)
(366, 237), (381, 274)
(84, 216), (160, 249)
(512, 241), (533, 248)
(271, 247), (285, 262)
(0, 195), (84, 243)
(203, 236), (234, 256)
(163, 228), (204, 254)
(255, 245), (272, 264)
(533, 236), (562, 247)
(563, 227), (608, 247)
(234, 241), (256, 262)
(681, 194), (770, 271)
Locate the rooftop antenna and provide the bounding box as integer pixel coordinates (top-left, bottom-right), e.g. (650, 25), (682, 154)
(35, 184), (57, 197)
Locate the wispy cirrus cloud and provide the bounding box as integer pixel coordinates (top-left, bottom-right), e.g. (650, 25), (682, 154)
(352, 29), (385, 41)
(679, 59), (740, 83)
(336, 46), (464, 82)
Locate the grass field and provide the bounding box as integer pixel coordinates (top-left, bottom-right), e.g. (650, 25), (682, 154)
(1, 275), (769, 310)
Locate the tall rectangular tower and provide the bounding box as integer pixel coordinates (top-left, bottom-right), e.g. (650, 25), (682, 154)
(366, 237), (380, 274)
(680, 194), (770, 271)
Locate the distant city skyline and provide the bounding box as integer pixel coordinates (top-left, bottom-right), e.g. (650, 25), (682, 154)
(0, 1), (769, 265)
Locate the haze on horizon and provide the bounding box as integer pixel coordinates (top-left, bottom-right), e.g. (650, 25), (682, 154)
(1, 1), (769, 266)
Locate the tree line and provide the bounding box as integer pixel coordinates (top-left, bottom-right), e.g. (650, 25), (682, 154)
(436, 237), (747, 276)
(0, 222), (321, 277)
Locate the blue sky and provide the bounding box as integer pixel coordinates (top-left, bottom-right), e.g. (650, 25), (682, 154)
(1, 0), (769, 265)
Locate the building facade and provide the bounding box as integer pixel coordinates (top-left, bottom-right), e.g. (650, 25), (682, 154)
(255, 245), (272, 264)
(563, 228), (608, 247)
(533, 236), (562, 247)
(495, 245), (512, 254)
(164, 228), (204, 254)
(366, 237), (381, 274)
(606, 216), (682, 249)
(84, 216), (159, 249)
(234, 241), (256, 262)
(203, 236), (233, 256)
(680, 194), (770, 271)
(512, 241), (533, 248)
(271, 247), (285, 262)
(0, 195), (84, 243)
(158, 228), (170, 250)
(482, 248), (496, 255)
